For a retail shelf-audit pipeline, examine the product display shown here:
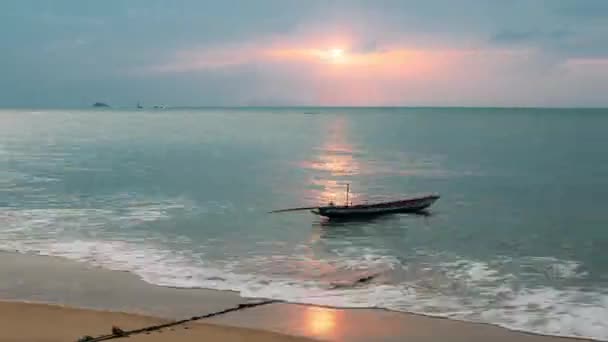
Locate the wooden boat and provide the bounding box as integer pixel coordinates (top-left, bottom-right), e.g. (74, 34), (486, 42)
(270, 184), (439, 219)
(310, 194), (439, 218)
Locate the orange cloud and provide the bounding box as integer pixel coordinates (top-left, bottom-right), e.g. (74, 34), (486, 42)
(154, 39), (526, 77)
(145, 35), (538, 105)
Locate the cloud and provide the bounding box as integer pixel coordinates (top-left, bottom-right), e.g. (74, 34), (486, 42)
(144, 33), (546, 106)
(491, 30), (573, 44)
(1, 0), (608, 107)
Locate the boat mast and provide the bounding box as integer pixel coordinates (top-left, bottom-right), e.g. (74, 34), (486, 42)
(345, 183), (350, 207)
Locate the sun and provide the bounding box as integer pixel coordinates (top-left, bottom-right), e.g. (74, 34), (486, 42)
(329, 48), (344, 59)
(321, 47), (346, 63)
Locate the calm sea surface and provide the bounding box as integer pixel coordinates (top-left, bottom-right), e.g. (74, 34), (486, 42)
(1, 107), (607, 339)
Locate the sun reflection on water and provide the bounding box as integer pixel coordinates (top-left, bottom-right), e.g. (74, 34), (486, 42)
(300, 116), (361, 205)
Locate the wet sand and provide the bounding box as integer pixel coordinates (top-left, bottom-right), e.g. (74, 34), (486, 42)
(209, 302), (596, 342)
(0, 301), (315, 342)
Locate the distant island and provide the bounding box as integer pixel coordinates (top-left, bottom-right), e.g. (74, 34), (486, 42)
(92, 102), (110, 108)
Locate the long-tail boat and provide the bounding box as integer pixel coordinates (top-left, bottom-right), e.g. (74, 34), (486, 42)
(270, 184), (439, 219)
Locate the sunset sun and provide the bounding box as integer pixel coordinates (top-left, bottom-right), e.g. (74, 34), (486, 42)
(329, 48), (344, 59)
(323, 47), (346, 63)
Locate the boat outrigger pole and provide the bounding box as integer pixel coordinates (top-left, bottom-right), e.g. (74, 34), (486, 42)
(268, 206), (318, 213)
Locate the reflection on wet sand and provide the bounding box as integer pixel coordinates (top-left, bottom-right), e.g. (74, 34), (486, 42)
(304, 306), (339, 339)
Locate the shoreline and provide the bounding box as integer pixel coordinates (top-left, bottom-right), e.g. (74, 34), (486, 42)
(0, 251), (600, 342)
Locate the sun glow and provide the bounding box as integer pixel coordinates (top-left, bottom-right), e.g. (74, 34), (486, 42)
(330, 48), (344, 58)
(323, 47), (346, 63)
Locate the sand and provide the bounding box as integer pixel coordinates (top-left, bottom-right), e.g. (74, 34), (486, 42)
(0, 301), (316, 342)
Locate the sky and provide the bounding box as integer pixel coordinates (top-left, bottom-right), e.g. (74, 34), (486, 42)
(1, 0), (607, 108)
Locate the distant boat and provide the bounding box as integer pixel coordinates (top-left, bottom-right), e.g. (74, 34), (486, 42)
(137, 102), (143, 109)
(92, 102), (110, 108)
(152, 105), (167, 109)
(270, 184), (439, 219)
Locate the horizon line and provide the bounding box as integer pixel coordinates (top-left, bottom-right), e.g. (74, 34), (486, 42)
(1, 105), (607, 110)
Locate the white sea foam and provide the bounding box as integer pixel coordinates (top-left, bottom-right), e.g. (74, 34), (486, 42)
(0, 202), (606, 341)
(479, 288), (608, 340)
(523, 256), (589, 280)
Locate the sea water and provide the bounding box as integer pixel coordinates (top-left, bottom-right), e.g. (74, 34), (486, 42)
(1, 107), (607, 340)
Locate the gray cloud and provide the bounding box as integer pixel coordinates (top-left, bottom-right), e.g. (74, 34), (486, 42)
(491, 29), (573, 44)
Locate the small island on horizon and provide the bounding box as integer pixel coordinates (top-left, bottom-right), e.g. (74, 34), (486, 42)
(92, 102), (110, 108)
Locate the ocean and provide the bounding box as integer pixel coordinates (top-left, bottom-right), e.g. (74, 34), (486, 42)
(1, 107), (607, 340)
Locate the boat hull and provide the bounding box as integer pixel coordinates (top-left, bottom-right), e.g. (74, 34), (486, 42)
(313, 195), (439, 218)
